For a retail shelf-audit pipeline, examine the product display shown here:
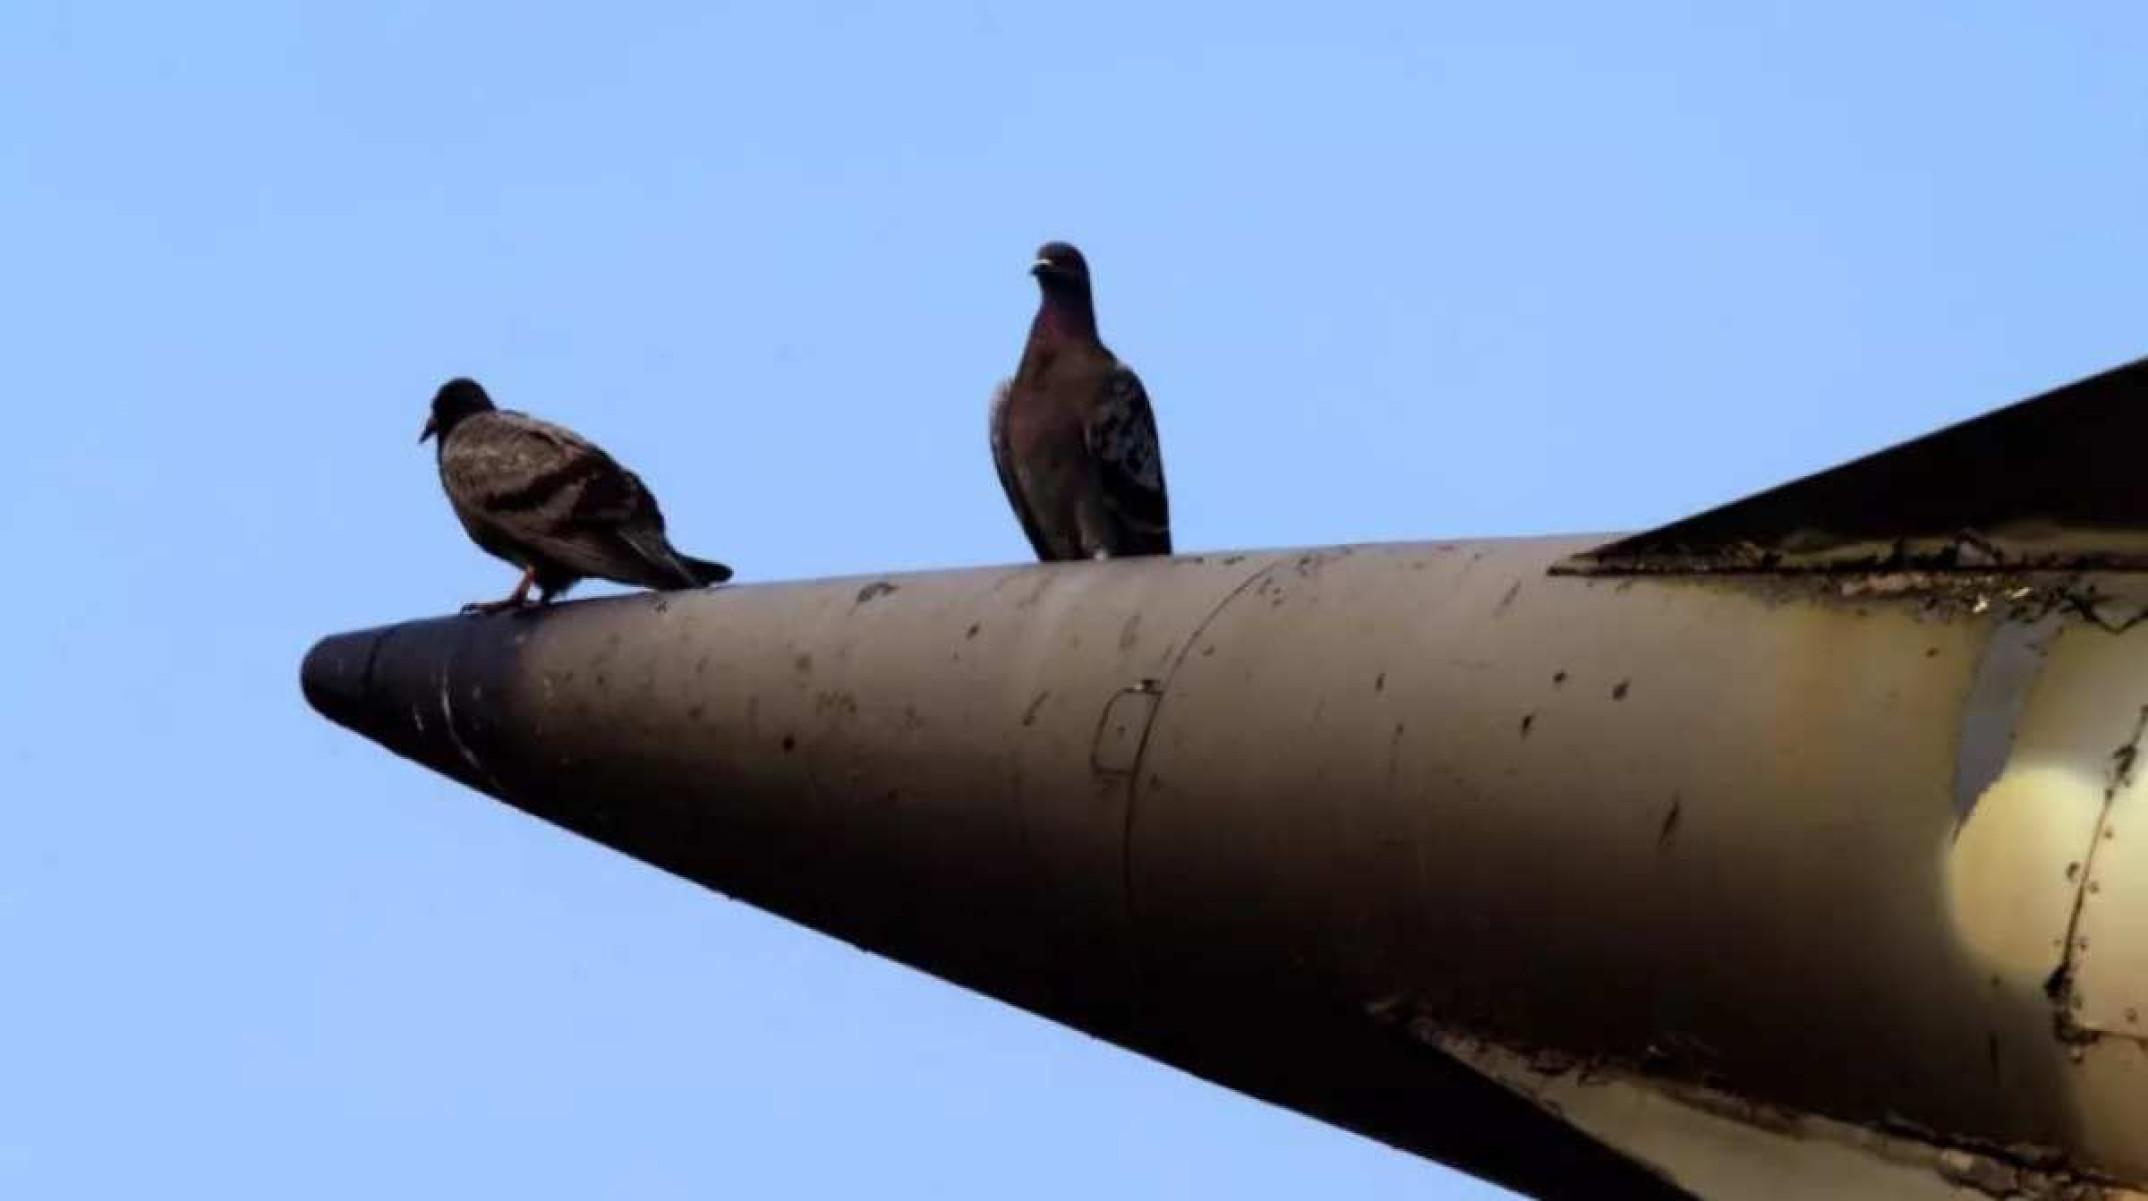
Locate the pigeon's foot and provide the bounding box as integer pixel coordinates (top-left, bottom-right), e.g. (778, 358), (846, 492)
(461, 566), (539, 616)
(459, 597), (535, 617)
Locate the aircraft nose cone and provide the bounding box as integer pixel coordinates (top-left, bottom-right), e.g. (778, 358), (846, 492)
(301, 628), (383, 730)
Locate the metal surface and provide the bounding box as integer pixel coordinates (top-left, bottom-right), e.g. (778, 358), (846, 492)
(306, 541), (2148, 1199)
(1561, 355), (2148, 574)
(303, 358), (2148, 1198)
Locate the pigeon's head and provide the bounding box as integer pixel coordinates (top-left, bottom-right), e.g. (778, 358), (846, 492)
(1029, 241), (1091, 292)
(421, 377), (495, 444)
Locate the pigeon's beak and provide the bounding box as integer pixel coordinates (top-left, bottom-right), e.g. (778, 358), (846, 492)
(1029, 258), (1052, 276)
(419, 415), (438, 444)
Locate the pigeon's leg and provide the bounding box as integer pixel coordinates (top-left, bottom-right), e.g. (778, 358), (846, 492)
(533, 572), (579, 607)
(1074, 495), (1119, 562)
(461, 566), (537, 615)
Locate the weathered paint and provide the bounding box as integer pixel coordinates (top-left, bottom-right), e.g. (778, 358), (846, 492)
(1562, 354), (2148, 575)
(1418, 1035), (2130, 1201)
(305, 539), (2148, 1199)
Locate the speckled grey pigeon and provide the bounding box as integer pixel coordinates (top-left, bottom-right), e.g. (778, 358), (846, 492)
(419, 378), (732, 613)
(990, 241), (1171, 561)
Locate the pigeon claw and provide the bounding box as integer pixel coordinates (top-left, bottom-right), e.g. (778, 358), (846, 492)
(459, 597), (535, 617)
(460, 566), (540, 616)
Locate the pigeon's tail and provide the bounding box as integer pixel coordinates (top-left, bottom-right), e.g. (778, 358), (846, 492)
(679, 554), (734, 586)
(620, 529), (734, 590)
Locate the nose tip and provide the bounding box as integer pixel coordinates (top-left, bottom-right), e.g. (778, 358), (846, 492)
(301, 629), (385, 728)
(299, 614), (529, 796)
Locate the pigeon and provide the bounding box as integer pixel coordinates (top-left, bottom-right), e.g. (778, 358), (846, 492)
(990, 241), (1171, 561)
(419, 378), (732, 614)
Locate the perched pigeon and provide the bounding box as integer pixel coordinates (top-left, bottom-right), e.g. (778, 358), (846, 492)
(990, 241), (1171, 561)
(419, 378), (732, 613)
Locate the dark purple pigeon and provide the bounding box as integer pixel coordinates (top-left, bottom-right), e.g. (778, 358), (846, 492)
(989, 242), (1171, 561)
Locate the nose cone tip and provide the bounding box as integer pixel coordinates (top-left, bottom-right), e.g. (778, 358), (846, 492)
(298, 613), (531, 796)
(300, 629), (385, 728)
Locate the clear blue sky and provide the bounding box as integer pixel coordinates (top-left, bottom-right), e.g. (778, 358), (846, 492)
(5, 3), (2147, 1197)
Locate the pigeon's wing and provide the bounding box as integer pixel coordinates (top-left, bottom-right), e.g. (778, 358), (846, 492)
(443, 412), (689, 587)
(989, 378), (1055, 561)
(543, 459), (709, 588)
(440, 412), (622, 516)
(1083, 364), (1172, 554)
(534, 444), (720, 589)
